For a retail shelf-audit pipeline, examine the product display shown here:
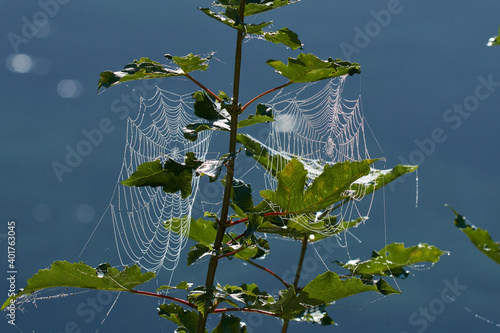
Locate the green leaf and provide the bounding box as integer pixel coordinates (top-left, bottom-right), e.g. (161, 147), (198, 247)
(267, 53), (361, 83)
(121, 153), (202, 199)
(257, 216), (365, 241)
(215, 0), (301, 17)
(260, 158), (377, 214)
(97, 54), (212, 91)
(196, 153), (237, 182)
(184, 91), (231, 141)
(211, 314), (247, 333)
(230, 178), (256, 217)
(448, 205), (500, 265)
(297, 271), (399, 307)
(166, 53), (213, 73)
(236, 133), (291, 177)
(199, 8), (271, 34)
(98, 57), (181, 91)
(339, 243), (447, 278)
(264, 27), (303, 50)
(487, 27), (500, 46)
(157, 281), (193, 292)
(158, 303), (205, 333)
(188, 286), (217, 317)
(165, 217), (220, 246)
(2, 261), (155, 310)
(349, 164), (418, 197)
(188, 243), (213, 266)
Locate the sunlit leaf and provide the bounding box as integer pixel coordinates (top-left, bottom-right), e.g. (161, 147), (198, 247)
(260, 158), (377, 214)
(121, 153), (202, 199)
(349, 164), (418, 197)
(157, 281), (193, 292)
(98, 57), (180, 91)
(339, 243), (447, 278)
(196, 153), (237, 182)
(199, 8), (271, 34)
(214, 0), (301, 17)
(98, 54), (211, 91)
(236, 133), (291, 177)
(166, 53), (213, 73)
(2, 261), (154, 310)
(257, 216), (365, 241)
(448, 205), (500, 265)
(297, 271), (399, 307)
(264, 27), (302, 50)
(267, 53), (361, 83)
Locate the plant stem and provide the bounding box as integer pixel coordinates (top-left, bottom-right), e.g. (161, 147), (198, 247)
(241, 81), (292, 112)
(185, 73), (221, 102)
(196, 2), (246, 332)
(282, 236), (309, 333)
(293, 236), (309, 288)
(246, 260), (289, 288)
(128, 290), (196, 309)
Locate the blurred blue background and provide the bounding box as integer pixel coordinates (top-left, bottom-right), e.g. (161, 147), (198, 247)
(1, 0), (500, 332)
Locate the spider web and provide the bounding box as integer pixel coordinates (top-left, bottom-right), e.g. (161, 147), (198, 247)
(239, 76), (374, 239)
(86, 76), (374, 276)
(106, 87), (212, 274)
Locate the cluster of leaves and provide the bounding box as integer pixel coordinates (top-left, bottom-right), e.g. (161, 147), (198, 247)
(4, 1), (447, 332)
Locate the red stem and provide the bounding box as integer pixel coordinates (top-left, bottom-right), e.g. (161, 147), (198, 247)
(246, 260), (289, 288)
(240, 81), (292, 112)
(128, 289), (197, 309)
(185, 73), (221, 102)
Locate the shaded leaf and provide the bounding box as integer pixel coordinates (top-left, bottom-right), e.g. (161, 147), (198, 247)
(267, 53), (361, 83)
(2, 261), (154, 310)
(158, 303), (205, 333)
(188, 243), (213, 266)
(211, 314), (247, 333)
(339, 243), (447, 278)
(121, 153), (202, 199)
(184, 91), (231, 141)
(188, 286), (217, 317)
(448, 205), (500, 265)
